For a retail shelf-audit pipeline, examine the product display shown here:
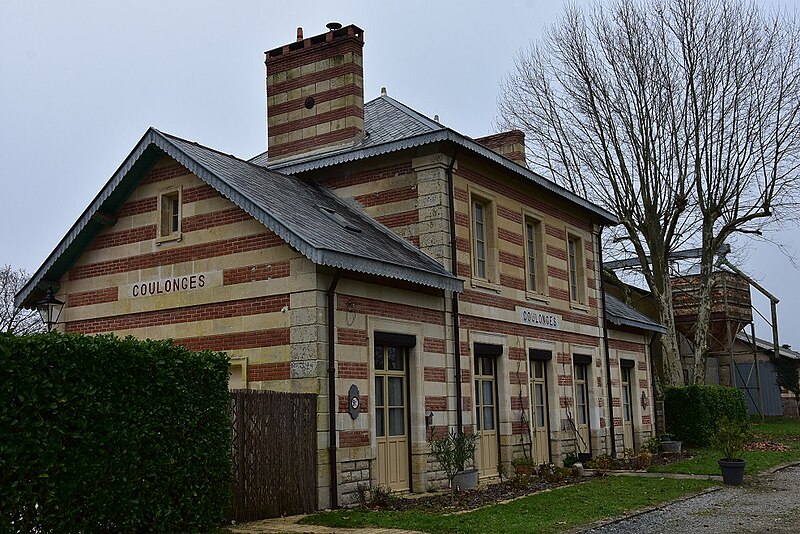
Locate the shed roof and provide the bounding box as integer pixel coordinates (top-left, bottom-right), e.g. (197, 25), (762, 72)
(16, 128), (463, 308)
(605, 294), (667, 334)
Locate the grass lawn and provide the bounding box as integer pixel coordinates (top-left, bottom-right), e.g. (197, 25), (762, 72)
(301, 477), (715, 534)
(649, 417), (800, 476)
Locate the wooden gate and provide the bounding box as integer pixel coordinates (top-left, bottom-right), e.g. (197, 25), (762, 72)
(229, 390), (317, 522)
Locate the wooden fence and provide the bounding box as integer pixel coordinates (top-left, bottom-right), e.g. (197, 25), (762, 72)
(229, 390), (318, 522)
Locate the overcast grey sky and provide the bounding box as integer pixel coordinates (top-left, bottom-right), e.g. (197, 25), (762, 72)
(1, 0), (797, 348)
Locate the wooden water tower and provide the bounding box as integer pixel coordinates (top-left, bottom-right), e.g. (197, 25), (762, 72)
(671, 271), (753, 351)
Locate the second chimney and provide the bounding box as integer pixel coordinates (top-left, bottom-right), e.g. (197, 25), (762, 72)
(265, 24), (365, 161)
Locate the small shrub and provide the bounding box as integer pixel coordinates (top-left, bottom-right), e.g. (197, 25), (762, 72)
(712, 417), (750, 460)
(563, 452), (579, 468)
(664, 385), (747, 447)
(642, 436), (662, 454)
(370, 486), (395, 507)
(634, 451), (653, 469)
(587, 454), (614, 471)
(428, 430), (478, 489)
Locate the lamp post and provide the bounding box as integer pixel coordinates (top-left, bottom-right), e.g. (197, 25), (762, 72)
(35, 287), (64, 332)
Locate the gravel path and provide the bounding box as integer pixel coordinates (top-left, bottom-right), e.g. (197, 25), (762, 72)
(582, 464), (800, 534)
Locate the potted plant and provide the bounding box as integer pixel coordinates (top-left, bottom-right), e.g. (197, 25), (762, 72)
(429, 429), (479, 491)
(713, 417), (749, 485)
(660, 434), (682, 453)
(511, 455), (536, 477)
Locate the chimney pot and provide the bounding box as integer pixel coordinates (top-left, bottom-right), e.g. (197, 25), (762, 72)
(296, 27), (303, 41)
(381, 87), (387, 96)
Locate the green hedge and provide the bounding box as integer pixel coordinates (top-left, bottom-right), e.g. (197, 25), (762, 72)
(0, 332), (231, 533)
(663, 384), (748, 447)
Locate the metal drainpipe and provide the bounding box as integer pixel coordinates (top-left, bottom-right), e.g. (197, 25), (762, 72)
(445, 150), (464, 431)
(327, 269), (341, 509)
(597, 227), (616, 458)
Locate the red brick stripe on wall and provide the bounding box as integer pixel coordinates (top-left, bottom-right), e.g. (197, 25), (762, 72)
(425, 396), (447, 411)
(67, 287), (119, 308)
(355, 185), (418, 208)
(497, 205), (523, 224)
(608, 339), (646, 352)
(65, 295), (289, 334)
(339, 429), (369, 448)
(338, 361), (368, 379)
(141, 163), (188, 185)
(338, 295), (445, 326)
(69, 232), (283, 281)
(182, 207), (252, 233)
(176, 328), (290, 351)
(248, 362), (291, 381)
(269, 127), (362, 158)
(424, 366), (447, 382)
(269, 88), (362, 122)
(423, 337), (446, 354)
(183, 184), (220, 204)
(223, 261), (291, 285)
(498, 227), (523, 247)
(508, 347), (525, 361)
(547, 244), (568, 261)
(375, 209), (419, 228)
(88, 225), (157, 251)
(461, 314), (601, 347)
(116, 197), (157, 218)
(338, 394), (369, 413)
(269, 62), (363, 94)
(321, 163), (413, 190)
(338, 328), (368, 346)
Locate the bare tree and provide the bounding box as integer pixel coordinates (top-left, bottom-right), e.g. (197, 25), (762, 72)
(1, 264), (45, 334)
(499, 0), (800, 386)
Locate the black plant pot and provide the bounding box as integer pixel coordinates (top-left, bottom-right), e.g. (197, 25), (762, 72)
(718, 458), (747, 485)
(577, 452), (592, 463)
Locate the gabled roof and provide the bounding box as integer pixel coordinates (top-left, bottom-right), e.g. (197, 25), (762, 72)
(605, 294), (667, 334)
(16, 128), (463, 308)
(250, 95), (617, 225)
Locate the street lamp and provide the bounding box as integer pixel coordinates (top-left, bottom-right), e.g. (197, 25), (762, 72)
(35, 287), (64, 332)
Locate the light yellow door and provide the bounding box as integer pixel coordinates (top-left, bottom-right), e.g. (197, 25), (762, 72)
(529, 359), (550, 464)
(375, 345), (409, 491)
(573, 364), (591, 454)
(621, 366), (634, 451)
(475, 355), (498, 477)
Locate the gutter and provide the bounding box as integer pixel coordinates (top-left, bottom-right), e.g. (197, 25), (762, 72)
(597, 227), (616, 458)
(327, 269), (341, 509)
(445, 150), (464, 432)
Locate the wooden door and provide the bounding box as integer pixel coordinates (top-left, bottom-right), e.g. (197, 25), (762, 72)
(621, 366), (634, 451)
(573, 364), (591, 454)
(474, 355), (498, 477)
(375, 345), (409, 490)
(529, 359), (550, 464)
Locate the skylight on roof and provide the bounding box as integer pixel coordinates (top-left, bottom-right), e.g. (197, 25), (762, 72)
(319, 206), (362, 233)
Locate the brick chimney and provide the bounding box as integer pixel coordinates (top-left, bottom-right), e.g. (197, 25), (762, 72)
(475, 130), (527, 167)
(265, 24), (365, 161)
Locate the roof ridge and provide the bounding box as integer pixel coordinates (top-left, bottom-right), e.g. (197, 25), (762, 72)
(371, 95), (443, 131)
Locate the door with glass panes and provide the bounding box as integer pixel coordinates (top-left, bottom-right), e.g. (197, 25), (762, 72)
(474, 355), (498, 477)
(621, 365), (634, 450)
(573, 363), (591, 454)
(374, 344), (409, 490)
(529, 357), (550, 464)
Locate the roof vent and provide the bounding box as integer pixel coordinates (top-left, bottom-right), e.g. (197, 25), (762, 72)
(319, 206), (362, 233)
(434, 114), (439, 123)
(381, 87), (387, 96)
(326, 22), (342, 31)
(296, 27), (304, 41)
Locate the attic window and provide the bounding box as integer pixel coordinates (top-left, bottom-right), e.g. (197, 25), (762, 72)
(157, 188), (182, 243)
(319, 206), (362, 233)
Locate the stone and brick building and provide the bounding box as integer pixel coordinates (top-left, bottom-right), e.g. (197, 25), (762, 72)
(17, 23), (663, 508)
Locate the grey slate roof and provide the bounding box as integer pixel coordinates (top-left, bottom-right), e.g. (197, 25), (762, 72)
(16, 128), (463, 308)
(605, 294), (667, 334)
(250, 95), (617, 225)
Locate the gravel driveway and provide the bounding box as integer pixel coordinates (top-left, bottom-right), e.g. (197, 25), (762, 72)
(581, 464), (800, 533)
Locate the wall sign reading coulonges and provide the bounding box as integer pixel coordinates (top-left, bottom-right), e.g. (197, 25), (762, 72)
(128, 273), (212, 298)
(517, 306), (562, 330)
